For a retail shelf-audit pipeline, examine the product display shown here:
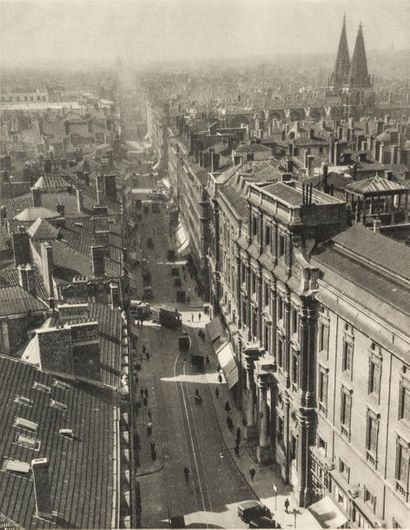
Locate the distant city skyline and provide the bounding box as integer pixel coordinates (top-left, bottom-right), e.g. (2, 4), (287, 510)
(1, 0), (409, 68)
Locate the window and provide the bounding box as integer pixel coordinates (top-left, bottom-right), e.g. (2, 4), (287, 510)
(50, 399), (67, 411)
(264, 283), (270, 306)
(252, 216), (257, 237)
(368, 357), (381, 397)
(395, 438), (409, 493)
(265, 225), (271, 247)
(363, 486), (377, 513)
(291, 435), (297, 461)
(279, 234), (286, 257)
(339, 458), (350, 482)
(53, 379), (70, 390)
(317, 435), (326, 455)
(32, 382), (51, 393)
(277, 297), (283, 320)
(291, 350), (299, 387)
(366, 410), (379, 467)
(342, 340), (353, 374)
(340, 387), (352, 437)
(277, 336), (284, 368)
(318, 367), (328, 414)
(291, 308), (298, 335)
(251, 273), (256, 295)
(277, 416), (284, 446)
(399, 378), (410, 422)
(318, 322), (329, 353)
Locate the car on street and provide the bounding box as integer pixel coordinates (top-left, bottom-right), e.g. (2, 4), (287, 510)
(249, 515), (279, 528)
(238, 500), (272, 524)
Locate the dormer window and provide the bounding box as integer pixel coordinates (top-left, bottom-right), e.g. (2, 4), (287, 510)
(279, 234), (286, 257)
(32, 382), (51, 393)
(50, 399), (67, 411)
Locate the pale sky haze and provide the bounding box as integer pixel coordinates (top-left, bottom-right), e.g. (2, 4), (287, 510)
(1, 0), (409, 67)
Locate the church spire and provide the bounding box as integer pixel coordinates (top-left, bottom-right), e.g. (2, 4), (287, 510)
(331, 15), (350, 88)
(348, 22), (371, 88)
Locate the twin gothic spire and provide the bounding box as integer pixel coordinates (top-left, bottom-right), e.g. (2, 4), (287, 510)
(331, 16), (371, 89)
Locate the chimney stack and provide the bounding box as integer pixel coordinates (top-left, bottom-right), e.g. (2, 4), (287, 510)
(31, 458), (53, 520)
(12, 230), (31, 267)
(379, 143), (385, 164)
(286, 158), (294, 173)
(384, 170), (393, 181)
(110, 282), (120, 309)
(56, 203), (65, 217)
(333, 140), (341, 166)
(91, 245), (105, 277)
(391, 145), (399, 165)
(373, 219), (382, 233)
(76, 189), (83, 213)
(40, 242), (54, 298)
(306, 154), (315, 177)
(18, 264), (36, 295)
(0, 205), (7, 226)
(31, 187), (42, 207)
(323, 164), (329, 192)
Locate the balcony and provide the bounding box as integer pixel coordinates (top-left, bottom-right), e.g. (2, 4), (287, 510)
(318, 402), (327, 416)
(340, 424), (350, 440)
(365, 451), (377, 469)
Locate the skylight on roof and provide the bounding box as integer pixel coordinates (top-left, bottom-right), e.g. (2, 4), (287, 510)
(14, 396), (33, 407)
(59, 428), (74, 439)
(53, 379), (70, 390)
(32, 382), (51, 393)
(2, 458), (31, 475)
(13, 417), (38, 432)
(50, 399), (67, 411)
(14, 434), (41, 451)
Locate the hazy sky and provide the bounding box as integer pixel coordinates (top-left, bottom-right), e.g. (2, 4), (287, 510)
(1, 0), (409, 67)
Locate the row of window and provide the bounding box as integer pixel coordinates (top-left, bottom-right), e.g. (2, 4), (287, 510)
(251, 214), (286, 258)
(1, 95), (47, 102)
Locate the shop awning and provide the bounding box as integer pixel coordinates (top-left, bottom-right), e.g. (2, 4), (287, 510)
(205, 315), (225, 343)
(178, 237), (191, 257)
(216, 341), (239, 389)
(309, 496), (348, 528)
(176, 222), (190, 256)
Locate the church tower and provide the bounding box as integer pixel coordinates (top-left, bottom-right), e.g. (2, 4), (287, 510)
(329, 15), (350, 92)
(342, 23), (375, 117)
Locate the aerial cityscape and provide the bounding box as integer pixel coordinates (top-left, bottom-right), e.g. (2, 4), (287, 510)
(0, 0), (409, 528)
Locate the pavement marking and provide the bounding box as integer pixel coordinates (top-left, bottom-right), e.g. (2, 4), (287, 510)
(173, 351), (207, 514)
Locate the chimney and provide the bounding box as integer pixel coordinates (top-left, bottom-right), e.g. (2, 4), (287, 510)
(323, 164), (329, 192)
(110, 282), (120, 309)
(286, 158), (294, 173)
(376, 120), (384, 135)
(281, 173), (292, 182)
(348, 117), (354, 129)
(337, 126), (344, 140)
(390, 130), (399, 145)
(0, 205), (7, 225)
(233, 155), (241, 165)
(31, 458), (53, 520)
(391, 145), (399, 165)
(56, 203), (65, 217)
(373, 219), (381, 233)
(306, 154), (315, 177)
(18, 264), (36, 295)
(360, 140), (368, 152)
(76, 189), (83, 213)
(309, 128), (315, 140)
(384, 114), (390, 125)
(91, 245), (105, 277)
(12, 230), (31, 267)
(247, 152), (254, 162)
(384, 170), (393, 181)
(288, 143), (294, 157)
(329, 140), (334, 164)
(31, 187), (42, 207)
(379, 143), (385, 164)
(41, 242), (54, 298)
(211, 153), (220, 173)
(333, 140), (341, 165)
(96, 175), (105, 205)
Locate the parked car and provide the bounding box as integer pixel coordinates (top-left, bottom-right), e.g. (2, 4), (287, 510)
(249, 515), (278, 528)
(238, 500), (272, 524)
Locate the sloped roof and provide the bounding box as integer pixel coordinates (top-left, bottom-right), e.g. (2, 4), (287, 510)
(345, 176), (409, 195)
(33, 175), (69, 189)
(0, 267), (48, 302)
(27, 218), (60, 240)
(0, 286), (48, 317)
(333, 224), (410, 281)
(14, 207), (60, 222)
(0, 355), (115, 529)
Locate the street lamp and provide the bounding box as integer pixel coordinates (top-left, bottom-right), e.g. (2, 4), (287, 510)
(293, 508), (298, 528)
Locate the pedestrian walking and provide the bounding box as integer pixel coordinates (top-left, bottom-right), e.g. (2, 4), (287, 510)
(140, 388), (144, 398)
(217, 373), (223, 383)
(226, 416), (233, 429)
(206, 355), (210, 364)
(146, 422), (152, 436)
(284, 498), (290, 513)
(225, 401), (231, 413)
(198, 312), (202, 322)
(147, 407), (152, 421)
(143, 396), (148, 408)
(249, 468), (256, 482)
(201, 332), (205, 342)
(142, 344), (146, 355)
(215, 387), (219, 398)
(150, 441), (156, 451)
(145, 350), (150, 360)
(236, 427), (241, 444)
(144, 388), (148, 399)
(151, 449), (157, 461)
(234, 445), (240, 458)
(191, 313), (194, 322)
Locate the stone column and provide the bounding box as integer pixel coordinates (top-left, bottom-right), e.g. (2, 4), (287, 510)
(245, 355), (257, 443)
(257, 374), (273, 464)
(296, 410), (315, 507)
(246, 259), (252, 342)
(257, 274), (263, 342)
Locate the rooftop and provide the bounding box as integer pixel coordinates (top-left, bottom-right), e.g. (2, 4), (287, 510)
(0, 355), (116, 529)
(33, 175), (69, 190)
(0, 286), (48, 318)
(14, 207), (60, 222)
(345, 176), (409, 195)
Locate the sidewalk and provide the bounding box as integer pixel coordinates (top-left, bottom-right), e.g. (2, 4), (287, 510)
(188, 319), (321, 529)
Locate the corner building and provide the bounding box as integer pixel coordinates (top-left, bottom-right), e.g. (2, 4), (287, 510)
(211, 172), (346, 507)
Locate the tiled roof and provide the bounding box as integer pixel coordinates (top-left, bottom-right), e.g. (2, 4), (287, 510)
(26, 218), (60, 241)
(2, 194), (33, 220)
(332, 224), (410, 282)
(0, 355), (116, 529)
(0, 267), (48, 302)
(0, 286), (48, 317)
(345, 176), (409, 194)
(235, 143), (272, 153)
(37, 191), (93, 218)
(261, 181), (343, 207)
(33, 175), (69, 190)
(14, 207), (60, 222)
(220, 183), (248, 218)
